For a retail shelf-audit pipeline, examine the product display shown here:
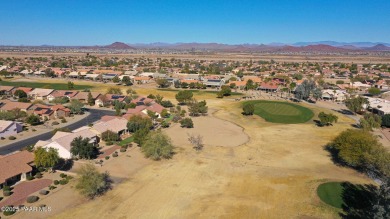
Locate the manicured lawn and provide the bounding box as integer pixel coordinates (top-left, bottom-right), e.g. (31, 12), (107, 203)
(0, 81), (93, 90)
(243, 100), (314, 124)
(317, 182), (344, 209)
(118, 136), (134, 146)
(157, 88), (243, 96)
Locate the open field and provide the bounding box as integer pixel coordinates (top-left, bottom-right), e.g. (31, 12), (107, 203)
(245, 100), (314, 124)
(317, 182), (344, 209)
(52, 96), (371, 219)
(1, 51), (390, 63)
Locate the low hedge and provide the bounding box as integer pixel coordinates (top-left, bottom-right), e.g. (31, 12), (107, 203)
(26, 195), (39, 203)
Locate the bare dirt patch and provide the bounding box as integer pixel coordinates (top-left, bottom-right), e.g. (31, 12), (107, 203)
(164, 112), (249, 148)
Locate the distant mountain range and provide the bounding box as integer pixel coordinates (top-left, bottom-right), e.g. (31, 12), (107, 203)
(2, 41), (390, 52)
(126, 42), (390, 52)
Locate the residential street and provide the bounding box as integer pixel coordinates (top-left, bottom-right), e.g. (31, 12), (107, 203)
(0, 108), (115, 155)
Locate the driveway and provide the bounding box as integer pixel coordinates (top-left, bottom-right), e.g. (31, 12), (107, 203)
(0, 179), (52, 208)
(0, 108), (115, 155)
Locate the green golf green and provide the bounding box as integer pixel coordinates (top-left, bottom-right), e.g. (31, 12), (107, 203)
(243, 100), (314, 124)
(317, 182), (344, 208)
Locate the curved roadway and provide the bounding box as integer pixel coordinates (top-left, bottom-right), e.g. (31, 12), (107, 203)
(0, 108), (115, 155)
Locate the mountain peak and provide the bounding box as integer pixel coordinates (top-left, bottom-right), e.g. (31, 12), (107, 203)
(105, 42), (135, 49)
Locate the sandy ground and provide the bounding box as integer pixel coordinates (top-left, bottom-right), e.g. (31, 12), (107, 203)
(164, 111), (249, 148)
(50, 98), (371, 219)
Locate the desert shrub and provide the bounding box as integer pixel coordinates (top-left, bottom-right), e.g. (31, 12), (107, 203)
(53, 180), (59, 185)
(38, 166), (45, 172)
(171, 114), (181, 123)
(51, 121), (59, 125)
(60, 173), (67, 178)
(66, 175), (73, 180)
(35, 172), (42, 178)
(112, 152), (118, 157)
(120, 148), (126, 152)
(39, 190), (49, 195)
(105, 156), (110, 160)
(26, 175), (34, 181)
(1, 137), (5, 140)
(2, 185), (10, 191)
(61, 118), (67, 123)
(242, 103), (255, 115)
(3, 190), (11, 196)
(32, 128), (36, 132)
(106, 141), (113, 146)
(49, 185), (56, 190)
(26, 195), (39, 203)
(180, 118), (194, 128)
(8, 136), (16, 140)
(59, 179), (68, 185)
(2, 205), (16, 216)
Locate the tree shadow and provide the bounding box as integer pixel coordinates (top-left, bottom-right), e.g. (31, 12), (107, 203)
(333, 109), (354, 115)
(340, 182), (377, 219)
(55, 159), (74, 171)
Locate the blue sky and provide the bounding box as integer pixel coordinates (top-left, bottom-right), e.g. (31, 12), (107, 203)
(1, 0), (389, 45)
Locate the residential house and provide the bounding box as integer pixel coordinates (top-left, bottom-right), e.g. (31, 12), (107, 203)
(258, 82), (279, 92)
(0, 151), (34, 188)
(91, 117), (128, 136)
(12, 87), (34, 95)
(28, 88), (54, 100)
(35, 128), (97, 159)
(0, 120), (23, 138)
(0, 101), (33, 112)
(47, 90), (79, 102)
(72, 92), (101, 103)
(133, 76), (152, 84)
(0, 86), (15, 96)
(95, 94), (128, 107)
(203, 79), (225, 87)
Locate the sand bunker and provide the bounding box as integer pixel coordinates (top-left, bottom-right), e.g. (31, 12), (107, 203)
(164, 113), (249, 147)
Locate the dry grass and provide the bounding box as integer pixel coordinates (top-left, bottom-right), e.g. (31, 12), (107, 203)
(52, 98), (370, 219)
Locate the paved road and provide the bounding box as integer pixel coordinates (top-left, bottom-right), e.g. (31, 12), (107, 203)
(0, 108), (115, 155)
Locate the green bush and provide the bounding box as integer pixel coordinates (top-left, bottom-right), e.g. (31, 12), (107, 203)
(52, 121), (60, 125)
(8, 136), (16, 140)
(3, 185), (11, 191)
(106, 141), (113, 146)
(60, 173), (67, 178)
(105, 156), (110, 160)
(26, 175), (34, 181)
(3, 190), (11, 196)
(180, 118), (194, 128)
(120, 148), (127, 152)
(35, 172), (42, 178)
(2, 205), (16, 216)
(66, 175), (73, 180)
(26, 195), (39, 203)
(38, 166), (45, 172)
(61, 118), (67, 123)
(49, 185), (57, 190)
(53, 180), (59, 185)
(59, 179), (68, 185)
(112, 153), (118, 157)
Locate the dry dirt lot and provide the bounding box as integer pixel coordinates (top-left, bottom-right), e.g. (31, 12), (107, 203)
(51, 98), (370, 219)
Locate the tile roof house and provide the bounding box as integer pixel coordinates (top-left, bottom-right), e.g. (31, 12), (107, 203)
(47, 90), (79, 101)
(95, 94), (128, 107)
(0, 120), (23, 138)
(0, 101), (33, 112)
(12, 87), (34, 95)
(28, 88), (54, 100)
(36, 128), (97, 159)
(0, 86), (15, 95)
(72, 92), (101, 103)
(0, 151), (34, 188)
(91, 117), (128, 136)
